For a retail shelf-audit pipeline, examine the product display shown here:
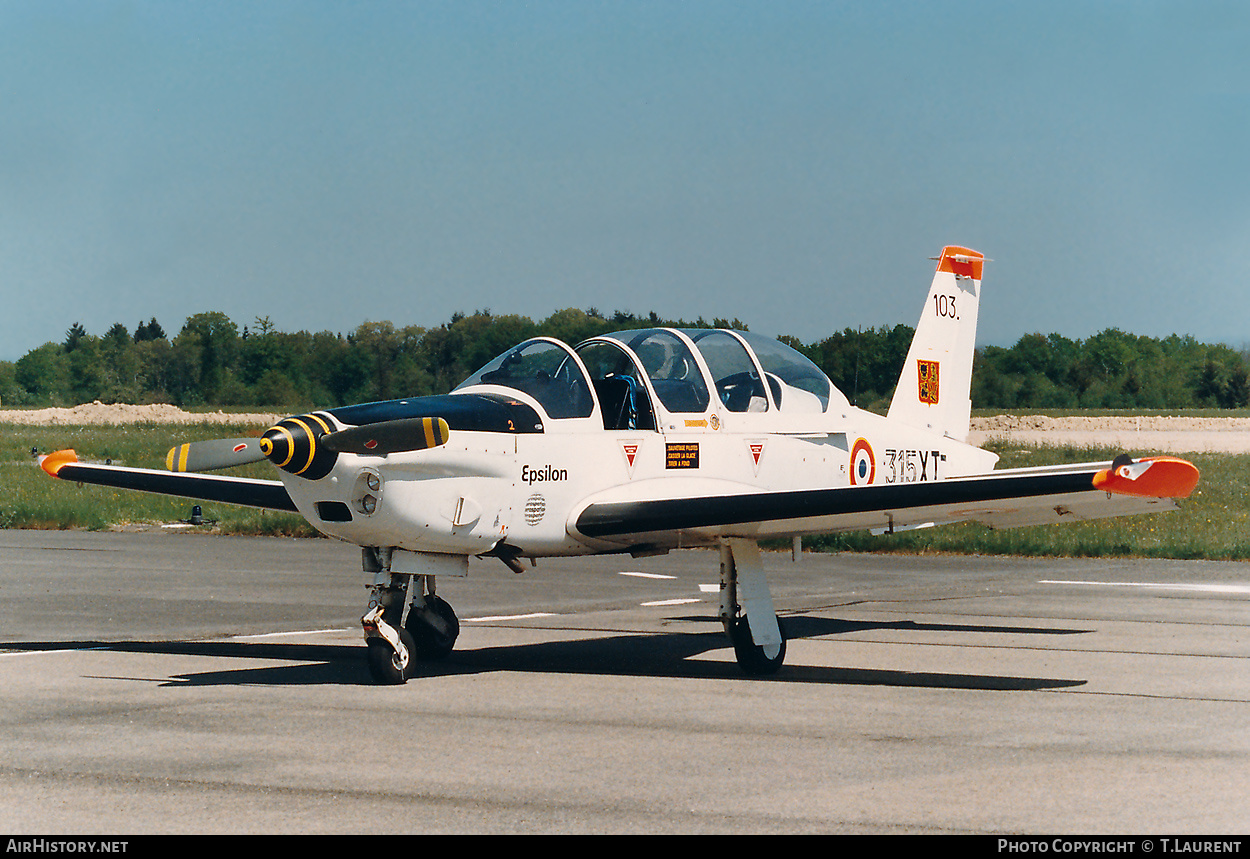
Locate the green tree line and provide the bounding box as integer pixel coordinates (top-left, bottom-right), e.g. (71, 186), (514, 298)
(1, 310), (1247, 412)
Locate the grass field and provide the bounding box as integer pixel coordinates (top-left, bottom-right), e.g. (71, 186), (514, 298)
(1, 421), (317, 536)
(2, 422), (1245, 559)
(805, 443), (1247, 560)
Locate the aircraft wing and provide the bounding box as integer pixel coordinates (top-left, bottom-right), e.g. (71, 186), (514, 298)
(39, 450), (296, 512)
(571, 456), (1199, 545)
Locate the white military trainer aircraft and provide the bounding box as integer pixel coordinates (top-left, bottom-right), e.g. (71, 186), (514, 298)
(40, 246), (1199, 683)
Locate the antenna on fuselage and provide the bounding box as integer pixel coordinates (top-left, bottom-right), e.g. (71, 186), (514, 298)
(852, 326), (861, 407)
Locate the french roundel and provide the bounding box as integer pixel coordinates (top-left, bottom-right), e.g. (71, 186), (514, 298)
(850, 438), (875, 485)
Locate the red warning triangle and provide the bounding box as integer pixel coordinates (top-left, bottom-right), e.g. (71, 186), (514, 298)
(620, 440), (642, 476)
(746, 440), (765, 476)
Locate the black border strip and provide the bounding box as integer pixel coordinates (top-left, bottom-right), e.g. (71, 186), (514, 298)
(575, 470), (1100, 538)
(55, 464), (297, 512)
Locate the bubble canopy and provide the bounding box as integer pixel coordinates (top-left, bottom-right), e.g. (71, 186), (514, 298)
(454, 329), (838, 424)
(454, 338), (595, 420)
(731, 330), (835, 411)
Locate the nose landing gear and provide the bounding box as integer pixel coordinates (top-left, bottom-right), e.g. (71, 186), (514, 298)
(361, 547), (463, 684)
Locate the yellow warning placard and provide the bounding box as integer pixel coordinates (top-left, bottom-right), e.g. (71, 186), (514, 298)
(665, 442), (700, 469)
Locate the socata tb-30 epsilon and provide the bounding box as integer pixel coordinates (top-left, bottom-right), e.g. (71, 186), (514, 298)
(39, 246), (1199, 683)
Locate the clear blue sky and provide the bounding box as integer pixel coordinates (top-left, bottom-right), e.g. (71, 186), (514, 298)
(2, 0), (1247, 362)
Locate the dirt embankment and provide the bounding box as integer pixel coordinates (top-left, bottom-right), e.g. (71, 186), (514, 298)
(3, 403), (1247, 453)
(969, 415), (1250, 453)
(0, 402), (282, 426)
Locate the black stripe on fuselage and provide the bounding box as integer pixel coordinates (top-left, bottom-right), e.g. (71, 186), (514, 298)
(575, 469), (1100, 538)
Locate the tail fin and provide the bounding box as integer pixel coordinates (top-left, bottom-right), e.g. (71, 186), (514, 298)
(887, 245), (985, 442)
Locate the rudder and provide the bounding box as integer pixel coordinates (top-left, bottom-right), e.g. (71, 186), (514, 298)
(887, 246), (985, 442)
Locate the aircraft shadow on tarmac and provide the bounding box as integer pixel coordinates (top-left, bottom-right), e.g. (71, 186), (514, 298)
(5, 611), (1089, 690)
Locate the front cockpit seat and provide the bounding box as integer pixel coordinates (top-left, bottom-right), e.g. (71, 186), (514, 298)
(594, 374), (654, 431)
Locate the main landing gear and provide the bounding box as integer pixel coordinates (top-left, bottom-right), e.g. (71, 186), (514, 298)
(361, 547), (462, 685)
(357, 540), (788, 683)
(719, 538), (787, 675)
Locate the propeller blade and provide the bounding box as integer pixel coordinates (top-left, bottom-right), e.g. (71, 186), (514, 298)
(166, 438), (267, 472)
(322, 417), (451, 456)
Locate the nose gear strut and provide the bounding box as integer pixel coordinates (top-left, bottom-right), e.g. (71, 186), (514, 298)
(362, 570), (414, 685)
(360, 546), (463, 684)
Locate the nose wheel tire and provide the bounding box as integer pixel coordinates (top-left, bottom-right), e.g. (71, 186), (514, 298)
(366, 628), (417, 685)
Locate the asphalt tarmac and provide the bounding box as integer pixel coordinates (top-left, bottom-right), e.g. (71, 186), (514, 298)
(0, 529), (1246, 834)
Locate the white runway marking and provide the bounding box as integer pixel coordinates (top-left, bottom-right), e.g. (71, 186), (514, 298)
(0, 647), (108, 659)
(465, 612), (556, 623)
(1042, 580), (1250, 595)
(231, 629), (347, 640)
(699, 584), (719, 593)
(619, 571), (676, 579)
(641, 598), (701, 607)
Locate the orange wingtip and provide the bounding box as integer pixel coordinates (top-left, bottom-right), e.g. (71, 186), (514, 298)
(1092, 456), (1200, 499)
(936, 245), (985, 280)
(39, 449), (79, 477)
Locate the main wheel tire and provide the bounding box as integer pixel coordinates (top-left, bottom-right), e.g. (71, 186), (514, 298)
(728, 615), (786, 676)
(365, 628), (417, 685)
(406, 596), (460, 660)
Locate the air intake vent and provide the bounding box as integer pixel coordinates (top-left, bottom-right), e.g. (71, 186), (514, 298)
(316, 501), (353, 523)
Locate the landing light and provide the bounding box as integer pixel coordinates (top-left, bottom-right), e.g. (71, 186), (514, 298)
(353, 468), (384, 516)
